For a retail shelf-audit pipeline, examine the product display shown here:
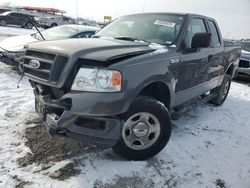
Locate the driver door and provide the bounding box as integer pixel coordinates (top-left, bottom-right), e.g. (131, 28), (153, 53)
(175, 17), (213, 106)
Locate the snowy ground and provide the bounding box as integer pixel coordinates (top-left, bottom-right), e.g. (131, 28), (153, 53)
(0, 61), (250, 188)
(0, 26), (41, 37)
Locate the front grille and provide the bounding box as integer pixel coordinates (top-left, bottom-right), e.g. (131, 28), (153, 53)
(239, 59), (250, 68)
(23, 50), (68, 83)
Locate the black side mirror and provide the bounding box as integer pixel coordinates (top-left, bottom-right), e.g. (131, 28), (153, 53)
(191, 32), (211, 48)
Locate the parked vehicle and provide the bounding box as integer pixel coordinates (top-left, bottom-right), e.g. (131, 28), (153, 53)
(21, 13), (241, 160)
(0, 11), (34, 29)
(0, 25), (99, 65)
(38, 15), (75, 28)
(237, 41), (250, 77)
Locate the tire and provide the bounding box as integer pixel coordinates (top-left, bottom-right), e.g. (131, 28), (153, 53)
(210, 74), (232, 106)
(113, 96), (172, 160)
(26, 22), (33, 29)
(0, 19), (6, 26)
(51, 23), (57, 27)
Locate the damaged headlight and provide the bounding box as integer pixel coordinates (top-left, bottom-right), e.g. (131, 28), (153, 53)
(71, 68), (122, 92)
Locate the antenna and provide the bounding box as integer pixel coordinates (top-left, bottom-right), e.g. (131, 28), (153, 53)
(142, 0), (146, 12)
(76, 0), (78, 30)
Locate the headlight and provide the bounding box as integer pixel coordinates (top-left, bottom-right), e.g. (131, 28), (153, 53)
(71, 68), (122, 92)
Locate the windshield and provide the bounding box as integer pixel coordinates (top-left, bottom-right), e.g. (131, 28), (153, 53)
(97, 14), (184, 46)
(242, 42), (250, 52)
(33, 25), (78, 40)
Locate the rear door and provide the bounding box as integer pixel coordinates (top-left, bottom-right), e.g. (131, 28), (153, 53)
(175, 17), (214, 105)
(7, 13), (17, 25)
(206, 20), (223, 88)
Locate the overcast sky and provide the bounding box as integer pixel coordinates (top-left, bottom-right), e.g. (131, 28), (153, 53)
(1, 0), (250, 39)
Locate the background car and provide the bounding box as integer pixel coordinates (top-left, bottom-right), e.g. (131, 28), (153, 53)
(38, 15), (75, 28)
(237, 41), (250, 77)
(0, 24), (100, 65)
(0, 11), (34, 29)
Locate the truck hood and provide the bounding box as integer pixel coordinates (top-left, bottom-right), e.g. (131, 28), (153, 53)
(0, 34), (38, 52)
(26, 38), (160, 62)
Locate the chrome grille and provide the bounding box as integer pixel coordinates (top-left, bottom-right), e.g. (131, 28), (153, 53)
(23, 50), (68, 83)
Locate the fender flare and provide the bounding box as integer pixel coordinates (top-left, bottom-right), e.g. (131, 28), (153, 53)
(123, 75), (175, 112)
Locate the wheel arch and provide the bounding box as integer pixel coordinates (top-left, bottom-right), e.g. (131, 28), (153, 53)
(225, 63), (234, 77)
(137, 81), (172, 110)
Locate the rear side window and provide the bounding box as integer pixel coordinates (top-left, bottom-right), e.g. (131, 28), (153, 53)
(208, 20), (221, 47)
(184, 18), (207, 48)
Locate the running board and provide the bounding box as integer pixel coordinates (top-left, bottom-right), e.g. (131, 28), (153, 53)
(171, 93), (217, 120)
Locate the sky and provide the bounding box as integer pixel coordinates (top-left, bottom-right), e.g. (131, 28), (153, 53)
(1, 0), (250, 39)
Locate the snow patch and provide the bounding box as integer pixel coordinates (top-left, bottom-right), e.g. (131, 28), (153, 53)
(149, 43), (168, 54)
(0, 61), (250, 188)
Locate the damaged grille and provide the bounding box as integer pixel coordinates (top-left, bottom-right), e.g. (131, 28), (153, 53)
(23, 50), (68, 83)
(239, 59), (250, 68)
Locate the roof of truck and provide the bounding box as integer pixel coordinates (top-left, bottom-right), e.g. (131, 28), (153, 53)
(122, 12), (215, 20)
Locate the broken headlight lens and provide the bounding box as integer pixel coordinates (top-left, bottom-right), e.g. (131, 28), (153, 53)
(71, 68), (122, 92)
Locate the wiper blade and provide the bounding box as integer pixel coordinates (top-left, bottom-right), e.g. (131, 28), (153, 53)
(114, 36), (149, 43)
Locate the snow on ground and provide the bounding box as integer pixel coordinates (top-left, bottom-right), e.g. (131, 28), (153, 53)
(0, 26), (41, 37)
(0, 61), (250, 188)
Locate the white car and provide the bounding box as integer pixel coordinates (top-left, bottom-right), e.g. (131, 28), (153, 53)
(0, 24), (100, 65)
(38, 16), (75, 28)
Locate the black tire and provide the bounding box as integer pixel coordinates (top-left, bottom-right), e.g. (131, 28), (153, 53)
(113, 96), (171, 160)
(26, 22), (33, 29)
(51, 23), (57, 27)
(210, 74), (232, 106)
(0, 19), (6, 26)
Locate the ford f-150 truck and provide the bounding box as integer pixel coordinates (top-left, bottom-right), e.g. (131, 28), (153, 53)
(21, 13), (241, 160)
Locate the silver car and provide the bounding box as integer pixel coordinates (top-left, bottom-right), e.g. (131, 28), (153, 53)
(238, 42), (250, 77)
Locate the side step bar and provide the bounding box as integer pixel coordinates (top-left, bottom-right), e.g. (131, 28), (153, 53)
(171, 93), (217, 120)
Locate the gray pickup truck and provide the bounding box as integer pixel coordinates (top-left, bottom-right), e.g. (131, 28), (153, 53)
(21, 13), (241, 160)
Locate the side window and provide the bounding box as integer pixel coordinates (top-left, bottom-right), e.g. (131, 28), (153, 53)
(208, 20), (221, 47)
(13, 13), (21, 17)
(184, 18), (207, 48)
(63, 17), (69, 21)
(8, 13), (15, 17)
(68, 19), (74, 24)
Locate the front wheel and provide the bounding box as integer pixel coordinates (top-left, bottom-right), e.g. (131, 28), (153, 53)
(210, 74), (232, 106)
(113, 96), (171, 160)
(0, 19), (6, 26)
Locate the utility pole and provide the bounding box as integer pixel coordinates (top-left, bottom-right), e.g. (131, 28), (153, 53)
(142, 0), (146, 12)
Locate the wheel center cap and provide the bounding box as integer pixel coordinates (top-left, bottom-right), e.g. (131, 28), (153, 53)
(133, 122), (148, 137)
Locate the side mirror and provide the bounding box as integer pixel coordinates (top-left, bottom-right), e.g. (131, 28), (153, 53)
(191, 32), (211, 48)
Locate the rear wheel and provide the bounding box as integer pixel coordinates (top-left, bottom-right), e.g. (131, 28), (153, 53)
(210, 74), (232, 106)
(0, 20), (6, 26)
(26, 22), (33, 29)
(113, 96), (171, 160)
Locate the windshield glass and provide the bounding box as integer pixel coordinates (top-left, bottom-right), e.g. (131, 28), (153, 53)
(242, 42), (250, 52)
(33, 25), (78, 40)
(97, 14), (184, 46)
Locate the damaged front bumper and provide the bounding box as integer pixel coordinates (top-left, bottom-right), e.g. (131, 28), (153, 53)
(35, 93), (122, 147)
